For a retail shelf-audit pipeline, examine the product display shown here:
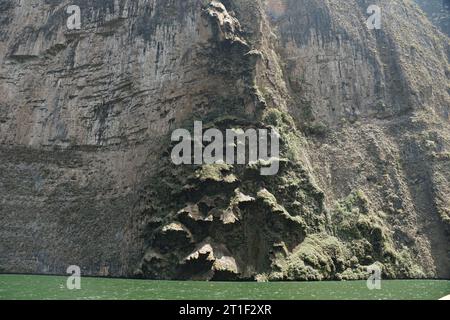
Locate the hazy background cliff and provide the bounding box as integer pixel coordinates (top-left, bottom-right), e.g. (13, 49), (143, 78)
(0, 0), (449, 280)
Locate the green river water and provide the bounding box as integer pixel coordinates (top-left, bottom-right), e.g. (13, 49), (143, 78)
(0, 275), (448, 300)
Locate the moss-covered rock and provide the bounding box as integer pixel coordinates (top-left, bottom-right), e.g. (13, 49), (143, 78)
(330, 191), (427, 279)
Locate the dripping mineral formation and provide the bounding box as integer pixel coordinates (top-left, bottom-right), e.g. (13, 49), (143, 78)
(0, 0), (449, 280)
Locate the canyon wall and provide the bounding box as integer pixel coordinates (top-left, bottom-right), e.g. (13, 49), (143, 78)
(415, 0), (450, 36)
(0, 0), (449, 280)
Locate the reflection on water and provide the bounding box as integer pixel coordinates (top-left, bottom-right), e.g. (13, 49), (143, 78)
(0, 275), (449, 300)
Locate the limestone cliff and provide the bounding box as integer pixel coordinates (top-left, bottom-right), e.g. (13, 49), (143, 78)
(0, 0), (449, 280)
(415, 0), (450, 36)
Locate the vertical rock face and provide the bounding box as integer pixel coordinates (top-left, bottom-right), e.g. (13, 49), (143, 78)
(268, 0), (450, 279)
(415, 0), (450, 36)
(0, 0), (216, 276)
(0, 0), (449, 280)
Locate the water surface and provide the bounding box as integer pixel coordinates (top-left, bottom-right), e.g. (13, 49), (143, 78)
(0, 275), (448, 300)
